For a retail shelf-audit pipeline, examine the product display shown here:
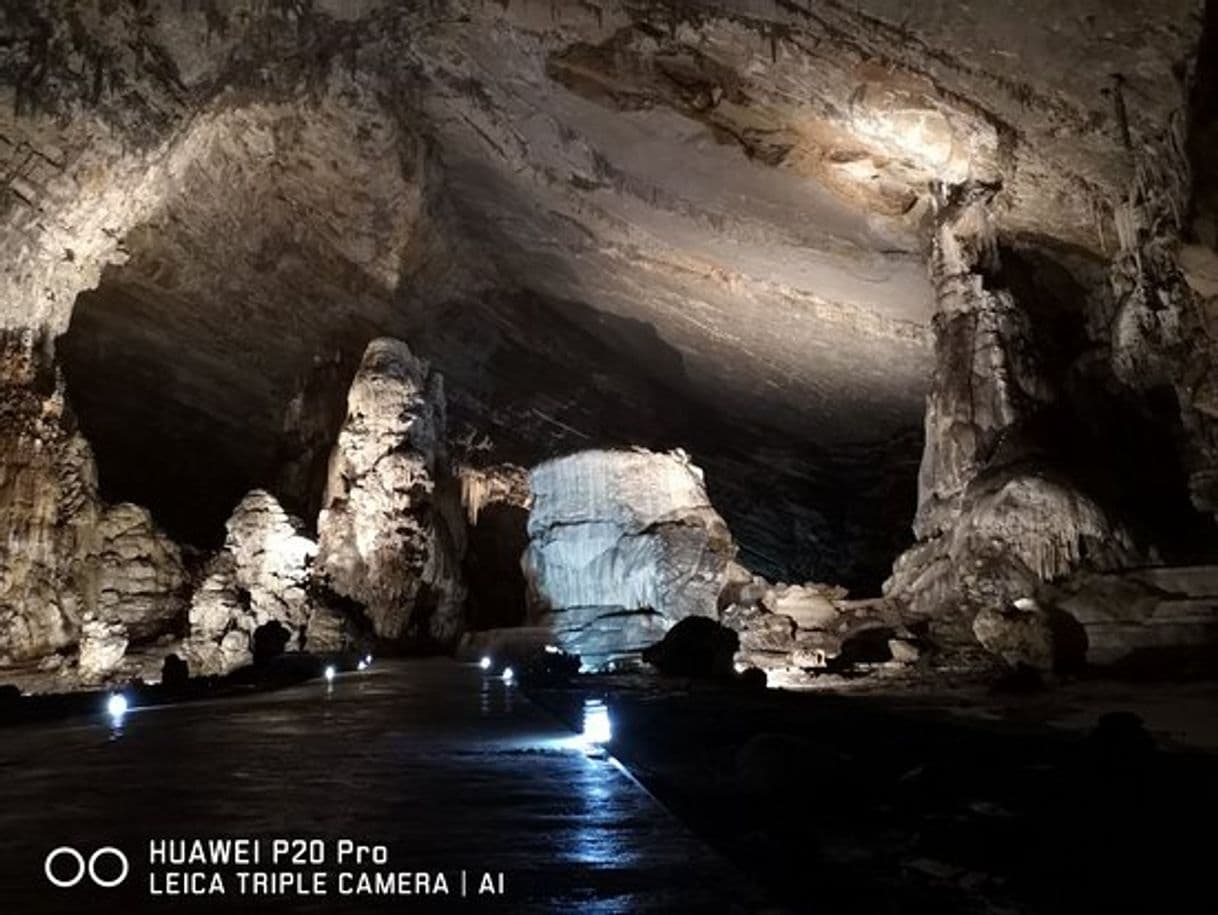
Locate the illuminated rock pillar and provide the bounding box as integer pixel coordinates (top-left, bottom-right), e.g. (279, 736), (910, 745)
(888, 183), (1136, 662)
(315, 338), (467, 647)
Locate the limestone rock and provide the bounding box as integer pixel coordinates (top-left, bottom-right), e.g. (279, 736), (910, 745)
(77, 617), (128, 684)
(186, 490), (343, 676)
(0, 337), (99, 665)
(226, 490), (316, 631)
(1052, 565), (1218, 667)
(0, 337), (186, 678)
(972, 597), (1086, 672)
(641, 617), (739, 679)
(316, 338), (465, 645)
(95, 502), (187, 640)
(763, 584), (842, 631)
(721, 603), (798, 670)
(523, 448), (735, 668)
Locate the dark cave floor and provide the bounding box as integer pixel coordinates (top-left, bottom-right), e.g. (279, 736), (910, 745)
(4, 658), (1217, 914)
(0, 660), (762, 914)
(530, 673), (1218, 915)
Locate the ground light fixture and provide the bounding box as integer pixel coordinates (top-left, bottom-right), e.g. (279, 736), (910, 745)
(324, 665), (336, 683)
(582, 699), (612, 745)
(501, 666), (514, 684)
(479, 656), (492, 671)
(106, 693), (129, 723)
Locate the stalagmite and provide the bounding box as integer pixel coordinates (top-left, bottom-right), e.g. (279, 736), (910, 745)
(315, 339), (466, 645)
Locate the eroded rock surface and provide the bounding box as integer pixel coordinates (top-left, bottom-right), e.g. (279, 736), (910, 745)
(186, 490), (342, 676)
(316, 338), (466, 646)
(95, 502), (188, 640)
(524, 448), (734, 668)
(885, 183), (1142, 660)
(0, 334), (187, 684)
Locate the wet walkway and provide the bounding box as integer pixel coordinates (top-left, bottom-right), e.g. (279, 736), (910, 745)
(0, 660), (762, 914)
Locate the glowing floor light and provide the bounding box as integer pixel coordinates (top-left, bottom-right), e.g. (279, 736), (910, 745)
(364, 654), (373, 667)
(106, 693), (128, 723)
(582, 699), (612, 745)
(479, 656), (492, 671)
(324, 665), (336, 683)
(501, 666), (515, 684)
(357, 660), (368, 671)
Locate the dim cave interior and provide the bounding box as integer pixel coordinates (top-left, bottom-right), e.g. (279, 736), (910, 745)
(4, 1), (1218, 912)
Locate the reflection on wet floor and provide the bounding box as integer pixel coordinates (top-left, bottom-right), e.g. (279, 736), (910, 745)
(0, 660), (761, 914)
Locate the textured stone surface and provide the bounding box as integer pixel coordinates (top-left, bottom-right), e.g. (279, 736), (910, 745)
(524, 449), (734, 668)
(316, 338), (465, 645)
(94, 502), (187, 640)
(186, 489), (342, 676)
(1, 0), (1203, 600)
(1, 1), (1217, 682)
(0, 333), (99, 666)
(1053, 566), (1218, 667)
(0, 333), (187, 679)
(885, 182), (1146, 660)
(76, 617), (127, 684)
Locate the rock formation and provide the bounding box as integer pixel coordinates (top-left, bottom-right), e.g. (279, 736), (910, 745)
(884, 183), (1143, 664)
(719, 563), (915, 679)
(0, 333), (188, 686)
(186, 490), (348, 676)
(524, 449), (734, 668)
(316, 338), (466, 646)
(94, 502), (188, 641)
(2, 1), (1218, 688)
(459, 464), (531, 630)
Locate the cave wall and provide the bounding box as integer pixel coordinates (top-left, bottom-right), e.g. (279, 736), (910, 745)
(0, 0), (1215, 680)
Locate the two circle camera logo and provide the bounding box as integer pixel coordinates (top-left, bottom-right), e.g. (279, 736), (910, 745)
(44, 847), (129, 889)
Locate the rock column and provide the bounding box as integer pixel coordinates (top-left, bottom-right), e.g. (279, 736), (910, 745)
(888, 183), (1137, 664)
(315, 338), (466, 646)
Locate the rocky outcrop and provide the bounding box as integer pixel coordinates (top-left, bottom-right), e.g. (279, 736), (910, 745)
(720, 565), (913, 677)
(316, 338), (466, 646)
(77, 617), (128, 685)
(0, 332), (100, 666)
(523, 448), (734, 668)
(0, 333), (187, 682)
(885, 183), (1140, 659)
(186, 490), (346, 676)
(94, 502), (188, 640)
(1051, 565), (1218, 668)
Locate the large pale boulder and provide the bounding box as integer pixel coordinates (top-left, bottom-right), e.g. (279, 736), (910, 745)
(315, 338), (465, 645)
(523, 448), (735, 668)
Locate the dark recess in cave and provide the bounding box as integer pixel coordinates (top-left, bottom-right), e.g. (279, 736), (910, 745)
(57, 277), (367, 548)
(463, 502), (531, 630)
(59, 275), (924, 593)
